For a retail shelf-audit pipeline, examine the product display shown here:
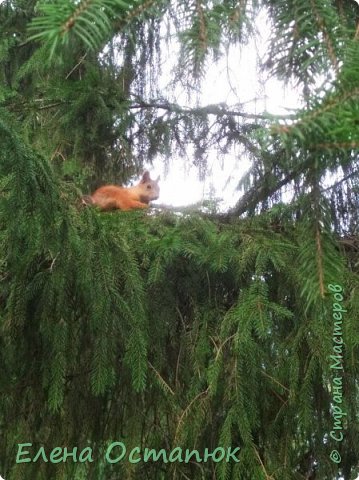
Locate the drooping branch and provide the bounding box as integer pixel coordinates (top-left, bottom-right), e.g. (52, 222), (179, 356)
(7, 96), (276, 123)
(129, 99), (277, 121)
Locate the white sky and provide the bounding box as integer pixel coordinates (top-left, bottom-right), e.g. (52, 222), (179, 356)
(151, 9), (301, 209)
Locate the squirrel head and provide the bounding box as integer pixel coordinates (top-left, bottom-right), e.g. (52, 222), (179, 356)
(137, 171), (160, 203)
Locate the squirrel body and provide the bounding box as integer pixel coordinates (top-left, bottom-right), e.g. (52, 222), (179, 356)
(89, 171), (160, 211)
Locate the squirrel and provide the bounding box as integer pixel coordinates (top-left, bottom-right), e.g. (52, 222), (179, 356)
(83, 171), (160, 211)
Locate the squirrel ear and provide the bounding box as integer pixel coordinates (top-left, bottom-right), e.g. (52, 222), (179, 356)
(140, 171), (150, 183)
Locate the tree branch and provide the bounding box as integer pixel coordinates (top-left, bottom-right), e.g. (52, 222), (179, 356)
(226, 169), (301, 218)
(129, 99), (276, 121)
(224, 153), (324, 219)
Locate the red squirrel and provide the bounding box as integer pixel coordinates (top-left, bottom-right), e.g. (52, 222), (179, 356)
(86, 171), (160, 211)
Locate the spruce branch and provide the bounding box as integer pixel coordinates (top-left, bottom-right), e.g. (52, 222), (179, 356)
(62, 0), (93, 34)
(28, 0), (142, 53)
(65, 52), (88, 78)
(226, 166), (302, 218)
(148, 361), (175, 396)
(271, 87), (359, 135)
(355, 20), (359, 40)
(309, 0), (339, 72)
(315, 224), (325, 298)
(121, 0), (162, 24)
(310, 141), (359, 150)
(129, 99), (272, 121)
(260, 371), (290, 394)
(174, 388), (209, 445)
(321, 169), (359, 192)
(196, 0), (207, 52)
(254, 447), (274, 480)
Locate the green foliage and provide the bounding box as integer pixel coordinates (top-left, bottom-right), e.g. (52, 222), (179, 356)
(266, 0), (345, 86)
(1, 118), (358, 478)
(178, 0), (252, 79)
(1, 0), (359, 479)
(28, 0), (156, 57)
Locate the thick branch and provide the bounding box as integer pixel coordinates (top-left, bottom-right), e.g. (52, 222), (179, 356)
(226, 169), (301, 218)
(225, 154), (323, 218)
(226, 163), (359, 219)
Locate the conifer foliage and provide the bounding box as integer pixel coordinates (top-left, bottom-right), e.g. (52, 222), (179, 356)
(1, 0), (359, 479)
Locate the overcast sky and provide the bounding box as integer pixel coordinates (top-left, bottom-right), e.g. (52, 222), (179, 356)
(152, 8), (301, 209)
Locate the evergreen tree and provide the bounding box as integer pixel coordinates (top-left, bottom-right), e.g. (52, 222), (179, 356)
(0, 0), (359, 479)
